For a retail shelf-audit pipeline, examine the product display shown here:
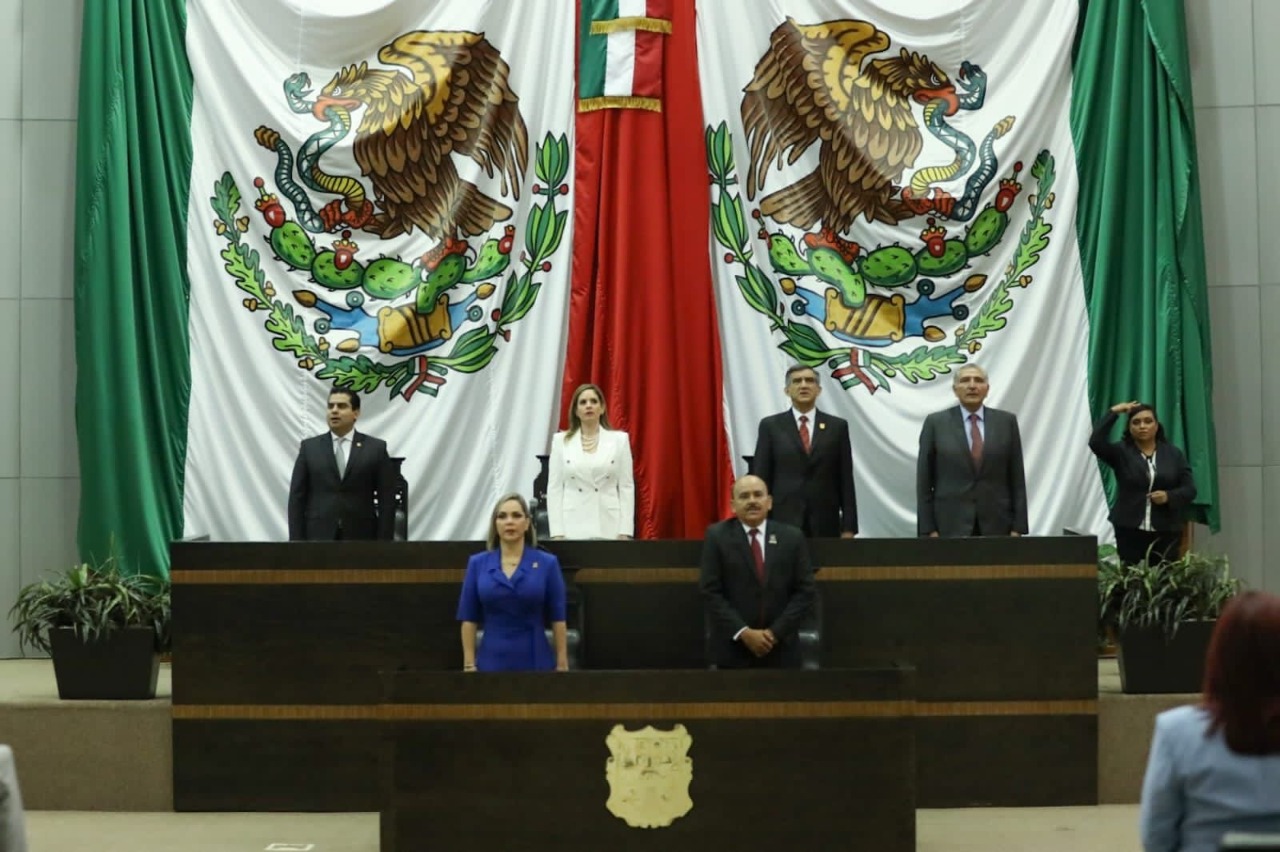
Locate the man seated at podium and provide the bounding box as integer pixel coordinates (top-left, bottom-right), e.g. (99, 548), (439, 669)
(699, 475), (815, 669)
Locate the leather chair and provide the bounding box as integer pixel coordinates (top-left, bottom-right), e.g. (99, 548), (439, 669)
(705, 586), (822, 670)
(0, 745), (28, 852)
(388, 457), (408, 541)
(1221, 834), (1280, 851)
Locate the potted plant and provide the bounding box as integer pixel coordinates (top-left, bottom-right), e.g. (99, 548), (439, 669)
(8, 556), (170, 699)
(1098, 549), (1239, 694)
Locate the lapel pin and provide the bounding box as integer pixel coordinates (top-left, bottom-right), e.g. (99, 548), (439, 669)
(819, 422), (826, 430)
(532, 561), (539, 569)
(768, 534), (778, 545)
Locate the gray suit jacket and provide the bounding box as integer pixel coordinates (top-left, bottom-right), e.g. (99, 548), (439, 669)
(916, 406), (1028, 536)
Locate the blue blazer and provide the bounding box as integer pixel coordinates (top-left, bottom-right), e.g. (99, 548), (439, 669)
(456, 548), (567, 672)
(1140, 705), (1280, 852)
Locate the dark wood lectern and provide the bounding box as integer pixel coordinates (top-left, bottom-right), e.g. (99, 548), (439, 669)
(380, 669), (915, 852)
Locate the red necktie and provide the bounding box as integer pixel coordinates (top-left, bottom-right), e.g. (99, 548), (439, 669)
(969, 413), (983, 465)
(749, 528), (765, 584)
(799, 415), (811, 453)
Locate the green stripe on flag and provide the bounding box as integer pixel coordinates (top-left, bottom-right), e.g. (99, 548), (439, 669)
(74, 0), (195, 578)
(1073, 0), (1219, 529)
(579, 0), (619, 101)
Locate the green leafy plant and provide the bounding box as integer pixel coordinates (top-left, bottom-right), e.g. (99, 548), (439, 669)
(1098, 547), (1240, 640)
(8, 556), (171, 655)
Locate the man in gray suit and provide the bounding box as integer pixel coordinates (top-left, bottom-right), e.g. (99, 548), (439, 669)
(916, 365), (1028, 537)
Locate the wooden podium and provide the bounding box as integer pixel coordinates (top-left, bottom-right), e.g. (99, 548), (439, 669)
(170, 535), (1097, 810)
(379, 668), (915, 852)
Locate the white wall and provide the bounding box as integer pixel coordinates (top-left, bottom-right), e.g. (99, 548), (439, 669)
(1185, 0), (1278, 593)
(0, 0), (83, 657)
(0, 0), (1270, 656)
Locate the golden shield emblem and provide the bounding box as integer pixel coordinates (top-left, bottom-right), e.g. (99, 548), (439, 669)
(604, 724), (694, 829)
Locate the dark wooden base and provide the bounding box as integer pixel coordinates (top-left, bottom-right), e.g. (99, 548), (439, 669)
(170, 537), (1098, 811)
(379, 670), (915, 852)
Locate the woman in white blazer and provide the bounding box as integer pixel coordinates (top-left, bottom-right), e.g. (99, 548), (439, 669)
(547, 383), (635, 539)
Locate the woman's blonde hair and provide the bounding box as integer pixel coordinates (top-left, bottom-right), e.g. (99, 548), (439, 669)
(486, 492), (538, 550)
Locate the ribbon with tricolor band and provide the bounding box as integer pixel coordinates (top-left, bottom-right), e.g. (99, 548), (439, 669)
(579, 0), (672, 112)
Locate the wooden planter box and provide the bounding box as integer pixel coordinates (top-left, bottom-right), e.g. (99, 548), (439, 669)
(49, 626), (160, 700)
(1117, 620), (1215, 695)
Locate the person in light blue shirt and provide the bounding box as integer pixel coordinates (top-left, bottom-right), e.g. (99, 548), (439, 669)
(1139, 591), (1280, 852)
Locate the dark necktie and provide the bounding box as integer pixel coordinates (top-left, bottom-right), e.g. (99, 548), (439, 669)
(969, 413), (983, 466)
(799, 415), (811, 453)
(749, 528), (765, 584)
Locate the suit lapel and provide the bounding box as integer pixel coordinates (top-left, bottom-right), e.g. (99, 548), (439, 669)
(761, 525), (780, 586)
(731, 523), (764, 586)
(953, 407), (981, 475)
(341, 431), (362, 482)
(807, 411), (828, 460)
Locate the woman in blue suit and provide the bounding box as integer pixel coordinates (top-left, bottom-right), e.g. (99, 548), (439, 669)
(1139, 591), (1280, 851)
(457, 493), (568, 672)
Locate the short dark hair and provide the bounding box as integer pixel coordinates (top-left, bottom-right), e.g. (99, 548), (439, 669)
(329, 387), (361, 411)
(785, 364), (818, 384)
(1121, 403), (1167, 445)
(1202, 590), (1280, 755)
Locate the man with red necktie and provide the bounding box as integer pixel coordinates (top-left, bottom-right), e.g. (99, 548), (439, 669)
(752, 364), (858, 538)
(699, 475), (815, 669)
(916, 364), (1028, 538)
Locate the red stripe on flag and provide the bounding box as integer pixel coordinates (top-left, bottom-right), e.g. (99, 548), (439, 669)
(631, 29), (664, 99)
(568, 0), (731, 538)
(645, 0), (673, 18)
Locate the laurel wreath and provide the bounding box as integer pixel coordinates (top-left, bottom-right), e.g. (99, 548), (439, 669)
(210, 132), (570, 399)
(705, 120), (1057, 392)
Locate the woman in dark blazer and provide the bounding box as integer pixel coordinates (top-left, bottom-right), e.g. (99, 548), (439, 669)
(1089, 401), (1195, 566)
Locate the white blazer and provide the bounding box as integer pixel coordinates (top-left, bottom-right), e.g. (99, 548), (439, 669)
(547, 429), (635, 538)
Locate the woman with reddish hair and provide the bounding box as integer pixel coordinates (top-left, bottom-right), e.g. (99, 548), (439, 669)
(1139, 591), (1280, 851)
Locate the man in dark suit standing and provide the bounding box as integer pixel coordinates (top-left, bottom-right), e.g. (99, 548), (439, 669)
(752, 364), (857, 538)
(916, 364), (1028, 537)
(288, 388), (396, 541)
(699, 475), (816, 669)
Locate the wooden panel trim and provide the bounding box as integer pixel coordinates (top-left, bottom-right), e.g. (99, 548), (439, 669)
(574, 568), (700, 583)
(171, 564), (1092, 585)
(915, 700), (1097, 717)
(170, 569), (466, 584)
(575, 565), (1094, 583)
(173, 699), (1096, 721)
(174, 701), (911, 721)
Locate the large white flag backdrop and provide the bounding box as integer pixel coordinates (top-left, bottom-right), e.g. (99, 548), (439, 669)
(182, 0), (577, 541)
(698, 0), (1109, 537)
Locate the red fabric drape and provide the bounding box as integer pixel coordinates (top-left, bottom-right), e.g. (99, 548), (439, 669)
(566, 0), (732, 538)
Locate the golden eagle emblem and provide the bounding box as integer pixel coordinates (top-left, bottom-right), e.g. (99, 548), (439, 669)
(743, 17), (1003, 256)
(257, 30), (529, 242)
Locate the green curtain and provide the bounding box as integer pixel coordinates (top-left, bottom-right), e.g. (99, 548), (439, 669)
(74, 0), (193, 578)
(1073, 0), (1218, 530)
